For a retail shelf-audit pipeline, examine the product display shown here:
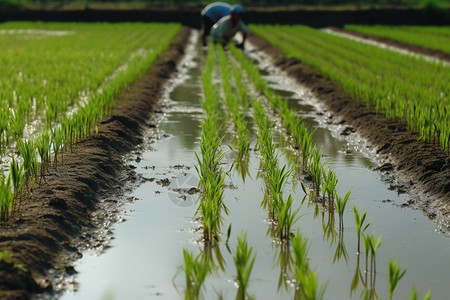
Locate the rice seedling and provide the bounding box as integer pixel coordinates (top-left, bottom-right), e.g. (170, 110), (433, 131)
(182, 249), (210, 300)
(233, 232), (256, 299)
(0, 176), (14, 221)
(10, 110), (26, 139)
(363, 232), (382, 276)
(388, 258), (406, 300)
(276, 194), (301, 241)
(296, 122), (316, 171)
(198, 172), (226, 243)
(17, 139), (38, 192)
(309, 147), (324, 197)
(369, 233), (382, 274)
(36, 132), (51, 183)
(322, 168), (338, 203)
(354, 206), (371, 254)
(334, 189), (352, 232)
(51, 126), (65, 167)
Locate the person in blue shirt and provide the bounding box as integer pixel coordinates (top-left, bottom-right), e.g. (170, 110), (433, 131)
(201, 2), (246, 47)
(210, 4), (247, 49)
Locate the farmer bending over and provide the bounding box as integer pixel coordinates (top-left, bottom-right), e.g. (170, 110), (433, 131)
(211, 5), (247, 49)
(201, 2), (232, 47)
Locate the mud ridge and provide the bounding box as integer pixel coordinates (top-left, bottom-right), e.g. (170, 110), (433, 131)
(248, 32), (450, 230)
(0, 27), (191, 299)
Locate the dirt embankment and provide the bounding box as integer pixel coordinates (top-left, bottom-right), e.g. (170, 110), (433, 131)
(0, 27), (190, 300)
(248, 32), (450, 229)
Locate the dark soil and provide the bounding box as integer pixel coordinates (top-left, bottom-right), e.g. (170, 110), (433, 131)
(248, 31), (450, 227)
(0, 27), (190, 300)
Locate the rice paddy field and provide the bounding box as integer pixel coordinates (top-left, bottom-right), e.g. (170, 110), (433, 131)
(0, 20), (449, 300)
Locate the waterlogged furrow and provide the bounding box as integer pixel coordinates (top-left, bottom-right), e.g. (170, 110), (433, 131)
(0, 22), (181, 221)
(251, 25), (450, 153)
(229, 43), (428, 299)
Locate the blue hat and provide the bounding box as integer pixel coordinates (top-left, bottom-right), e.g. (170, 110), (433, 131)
(232, 4), (244, 14)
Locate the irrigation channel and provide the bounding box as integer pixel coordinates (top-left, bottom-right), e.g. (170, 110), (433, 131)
(59, 32), (449, 300)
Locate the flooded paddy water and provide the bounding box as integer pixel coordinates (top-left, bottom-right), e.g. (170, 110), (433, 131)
(60, 33), (450, 300)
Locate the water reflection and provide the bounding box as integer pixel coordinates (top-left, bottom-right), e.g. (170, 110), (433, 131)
(232, 151), (251, 183)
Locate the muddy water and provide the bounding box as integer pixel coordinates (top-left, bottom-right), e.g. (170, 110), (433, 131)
(61, 34), (450, 300)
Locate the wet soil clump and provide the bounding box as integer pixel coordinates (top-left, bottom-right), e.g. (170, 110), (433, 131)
(248, 32), (450, 228)
(0, 27), (190, 299)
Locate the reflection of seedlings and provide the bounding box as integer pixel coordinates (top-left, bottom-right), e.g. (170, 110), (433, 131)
(233, 232), (256, 300)
(333, 230), (349, 264)
(274, 242), (295, 292)
(181, 249), (210, 300)
(409, 286), (431, 300)
(156, 178), (170, 187)
(389, 258), (406, 300)
(363, 231), (381, 296)
(292, 229), (326, 300)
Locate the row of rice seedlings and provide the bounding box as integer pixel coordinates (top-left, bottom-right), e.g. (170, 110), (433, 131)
(217, 46), (250, 161)
(230, 42), (426, 298)
(0, 23), (181, 221)
(250, 25), (450, 153)
(0, 22), (180, 141)
(229, 43), (352, 222)
(195, 43), (227, 245)
(252, 98), (301, 241)
(345, 25), (450, 55)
